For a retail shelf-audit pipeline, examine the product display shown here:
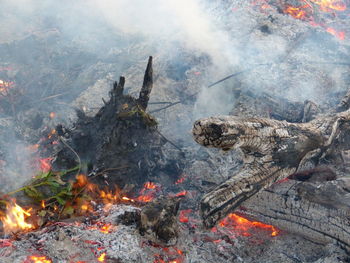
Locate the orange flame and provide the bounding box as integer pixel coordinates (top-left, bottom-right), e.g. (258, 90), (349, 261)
(282, 0), (347, 40)
(1, 202), (33, 234)
(284, 5), (309, 19)
(26, 255), (52, 263)
(217, 213), (279, 237)
(310, 0), (346, 11)
(97, 252), (106, 262)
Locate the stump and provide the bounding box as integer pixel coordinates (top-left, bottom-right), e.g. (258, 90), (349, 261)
(55, 57), (184, 188)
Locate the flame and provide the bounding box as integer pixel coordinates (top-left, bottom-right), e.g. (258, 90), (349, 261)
(310, 0), (346, 11)
(88, 222), (115, 234)
(97, 252), (106, 262)
(217, 213), (279, 237)
(282, 0), (347, 40)
(136, 181), (160, 203)
(1, 202), (33, 234)
(284, 5), (309, 19)
(41, 200), (46, 209)
(26, 256), (52, 263)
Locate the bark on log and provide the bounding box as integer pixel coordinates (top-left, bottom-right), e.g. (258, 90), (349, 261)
(193, 110), (350, 227)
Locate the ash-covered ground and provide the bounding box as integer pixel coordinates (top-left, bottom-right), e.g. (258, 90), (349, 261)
(0, 0), (350, 262)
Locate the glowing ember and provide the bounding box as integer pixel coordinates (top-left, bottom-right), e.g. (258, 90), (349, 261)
(174, 191), (187, 197)
(326, 27), (345, 40)
(0, 239), (13, 248)
(1, 202), (33, 234)
(179, 209), (192, 223)
(26, 255), (52, 263)
(49, 112), (56, 119)
(136, 181), (160, 203)
(175, 175), (186, 185)
(153, 247), (184, 263)
(97, 252), (106, 262)
(47, 129), (56, 139)
(216, 213), (279, 237)
(144, 182), (157, 189)
(98, 223), (114, 234)
(0, 79), (14, 95)
(122, 196), (135, 202)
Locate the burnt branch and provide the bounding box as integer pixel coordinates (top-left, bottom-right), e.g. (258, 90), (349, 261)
(138, 56), (153, 110)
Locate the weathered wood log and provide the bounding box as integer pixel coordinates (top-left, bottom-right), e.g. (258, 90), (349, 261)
(193, 110), (350, 227)
(238, 179), (350, 249)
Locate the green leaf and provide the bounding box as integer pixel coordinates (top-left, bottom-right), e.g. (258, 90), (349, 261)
(24, 186), (43, 200)
(38, 210), (47, 217)
(55, 196), (66, 205)
(38, 170), (52, 179)
(62, 206), (74, 215)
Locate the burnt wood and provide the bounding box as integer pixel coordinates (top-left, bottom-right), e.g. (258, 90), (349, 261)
(55, 57), (183, 188)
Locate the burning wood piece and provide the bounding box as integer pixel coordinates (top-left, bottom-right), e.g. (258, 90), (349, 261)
(139, 196), (181, 245)
(193, 109), (350, 228)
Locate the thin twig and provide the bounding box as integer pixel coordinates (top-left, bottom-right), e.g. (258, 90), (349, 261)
(156, 130), (184, 154)
(59, 136), (81, 178)
(29, 92), (69, 104)
(150, 101), (182, 113)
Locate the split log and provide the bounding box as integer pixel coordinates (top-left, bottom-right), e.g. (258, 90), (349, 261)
(192, 110), (350, 228)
